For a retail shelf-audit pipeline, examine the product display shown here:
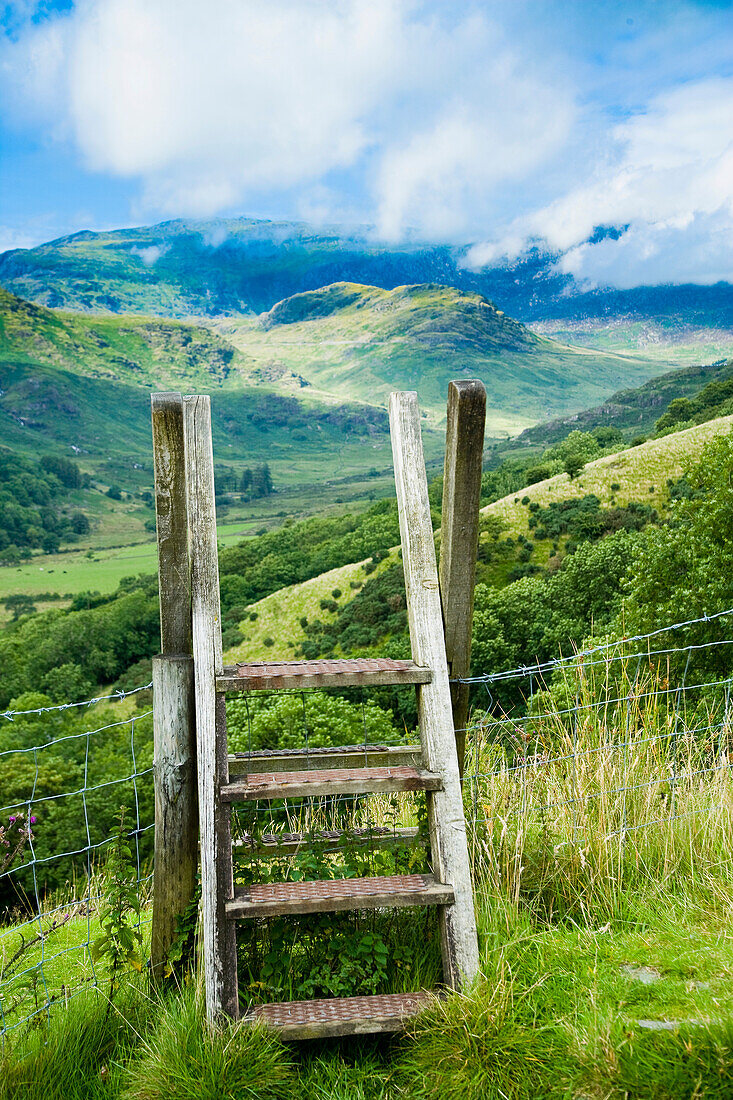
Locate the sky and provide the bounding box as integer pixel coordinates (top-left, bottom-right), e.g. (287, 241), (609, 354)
(0, 0), (732, 287)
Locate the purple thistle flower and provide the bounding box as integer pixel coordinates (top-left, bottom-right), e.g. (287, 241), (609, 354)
(8, 816), (16, 823)
(30, 816), (37, 824)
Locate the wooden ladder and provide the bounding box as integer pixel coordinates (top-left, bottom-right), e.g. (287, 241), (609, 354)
(185, 390), (479, 1039)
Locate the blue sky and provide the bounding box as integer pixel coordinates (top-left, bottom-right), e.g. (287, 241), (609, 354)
(1, 0), (732, 286)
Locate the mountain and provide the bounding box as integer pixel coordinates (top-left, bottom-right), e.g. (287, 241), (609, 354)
(1, 217), (731, 333)
(0, 281), (671, 436)
(0, 287), (402, 483)
(216, 282), (670, 432)
(515, 357), (733, 446)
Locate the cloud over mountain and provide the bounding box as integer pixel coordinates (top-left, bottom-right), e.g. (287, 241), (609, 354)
(1, 0), (731, 286)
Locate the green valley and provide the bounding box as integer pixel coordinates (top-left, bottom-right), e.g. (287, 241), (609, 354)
(217, 282), (670, 431)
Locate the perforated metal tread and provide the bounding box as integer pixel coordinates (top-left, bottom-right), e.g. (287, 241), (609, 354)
(217, 657), (432, 693)
(247, 990), (436, 1039)
(221, 765), (442, 801)
(226, 873), (454, 919)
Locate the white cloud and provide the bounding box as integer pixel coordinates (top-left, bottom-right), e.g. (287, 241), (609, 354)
(466, 77), (733, 285)
(557, 211), (733, 289)
(1, 0), (731, 287)
(130, 243), (168, 266)
(1, 0), (575, 232)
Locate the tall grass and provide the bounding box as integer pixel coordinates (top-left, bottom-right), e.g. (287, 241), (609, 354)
(465, 653), (733, 923)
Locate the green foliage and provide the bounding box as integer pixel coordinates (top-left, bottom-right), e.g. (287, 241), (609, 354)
(0, 698), (153, 909)
(219, 498), (400, 611)
(3, 594), (36, 620)
(299, 562), (407, 658)
(0, 447), (90, 555)
(226, 692), (400, 753)
(90, 808), (144, 1002)
(527, 494), (656, 545)
(563, 452), (585, 480)
(656, 373), (733, 433)
(236, 815), (435, 1004)
(471, 530), (638, 688)
(39, 455), (84, 489)
(0, 573), (159, 707)
(624, 431), (733, 674)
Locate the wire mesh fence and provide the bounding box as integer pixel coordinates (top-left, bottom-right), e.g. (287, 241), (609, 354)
(2, 607), (733, 1033)
(0, 685), (154, 1040)
(459, 609), (733, 917)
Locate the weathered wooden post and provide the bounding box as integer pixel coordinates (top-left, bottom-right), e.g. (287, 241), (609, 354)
(150, 392), (197, 982)
(184, 395), (238, 1022)
(439, 380), (486, 776)
(390, 390), (480, 988)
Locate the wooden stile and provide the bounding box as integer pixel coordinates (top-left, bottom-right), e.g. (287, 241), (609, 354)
(169, 385), (482, 1029)
(150, 393), (198, 981)
(439, 380), (486, 775)
(389, 390), (480, 989)
(183, 395), (238, 1021)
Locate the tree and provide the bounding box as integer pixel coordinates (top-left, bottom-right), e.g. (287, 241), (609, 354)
(564, 453), (585, 480)
(4, 594), (36, 621)
(623, 432), (733, 675)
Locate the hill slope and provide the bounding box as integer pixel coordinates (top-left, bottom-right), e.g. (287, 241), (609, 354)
(220, 282), (670, 431)
(2, 216), (731, 332)
(515, 358), (733, 447)
(223, 414), (733, 663)
(0, 287), (408, 486)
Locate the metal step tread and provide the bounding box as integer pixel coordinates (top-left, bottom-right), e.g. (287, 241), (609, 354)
(247, 990), (436, 1039)
(217, 657), (432, 693)
(226, 873), (453, 919)
(222, 764), (442, 801)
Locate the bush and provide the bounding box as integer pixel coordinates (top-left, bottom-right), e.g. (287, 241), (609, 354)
(226, 692), (400, 752)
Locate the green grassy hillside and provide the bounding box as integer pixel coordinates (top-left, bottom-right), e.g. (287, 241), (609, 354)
(226, 415), (733, 663)
(0, 285), (251, 389)
(219, 282), (670, 431)
(517, 357), (733, 447)
(0, 286), (429, 510)
(483, 413), (733, 565)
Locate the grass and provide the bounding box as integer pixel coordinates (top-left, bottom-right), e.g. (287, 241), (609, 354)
(483, 412), (733, 560)
(4, 904), (733, 1099)
(223, 552), (397, 663)
(4, 655), (733, 1095)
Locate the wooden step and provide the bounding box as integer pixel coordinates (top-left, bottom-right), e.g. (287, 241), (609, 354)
(221, 765), (442, 801)
(229, 743), (422, 777)
(226, 873), (453, 919)
(235, 826), (421, 856)
(217, 657), (432, 693)
(247, 990), (435, 1039)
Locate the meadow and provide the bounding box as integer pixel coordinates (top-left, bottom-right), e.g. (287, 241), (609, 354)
(3, 647), (733, 1099)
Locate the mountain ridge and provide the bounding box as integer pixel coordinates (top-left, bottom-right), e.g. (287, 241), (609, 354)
(2, 216), (731, 331)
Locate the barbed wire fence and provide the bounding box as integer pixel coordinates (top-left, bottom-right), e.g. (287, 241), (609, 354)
(0, 684), (154, 1042)
(2, 609), (733, 1039)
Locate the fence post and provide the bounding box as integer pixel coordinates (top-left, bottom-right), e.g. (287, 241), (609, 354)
(184, 394), (238, 1022)
(150, 392), (197, 982)
(390, 390), (480, 988)
(439, 380), (486, 776)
